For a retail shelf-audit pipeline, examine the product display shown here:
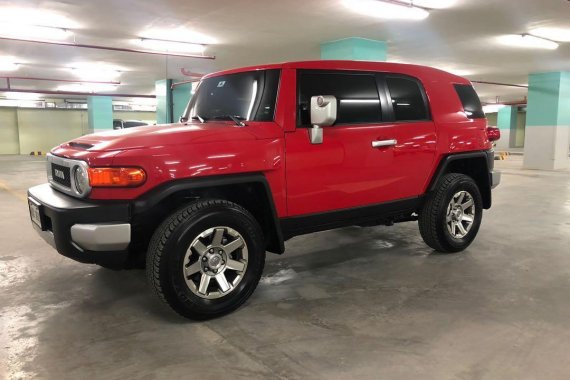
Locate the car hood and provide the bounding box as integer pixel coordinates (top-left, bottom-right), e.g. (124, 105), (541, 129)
(60, 122), (265, 152)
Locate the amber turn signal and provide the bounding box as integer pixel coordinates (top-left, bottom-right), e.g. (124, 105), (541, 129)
(88, 167), (146, 187)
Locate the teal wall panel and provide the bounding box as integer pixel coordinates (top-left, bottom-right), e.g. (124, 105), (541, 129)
(321, 37), (387, 61)
(87, 96), (113, 132)
(497, 106), (517, 130)
(526, 72), (570, 127)
(156, 79), (173, 124)
(172, 83), (193, 122)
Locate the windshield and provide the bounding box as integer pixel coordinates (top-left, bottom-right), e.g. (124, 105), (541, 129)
(185, 69), (281, 122)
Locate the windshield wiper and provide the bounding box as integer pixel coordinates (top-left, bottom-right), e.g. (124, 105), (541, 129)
(212, 115), (246, 127)
(191, 115), (206, 124)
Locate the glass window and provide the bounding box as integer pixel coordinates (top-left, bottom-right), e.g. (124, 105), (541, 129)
(298, 72), (382, 125)
(186, 69), (280, 122)
(386, 77), (429, 121)
(454, 84), (485, 119)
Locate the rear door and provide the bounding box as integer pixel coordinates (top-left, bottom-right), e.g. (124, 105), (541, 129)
(380, 74), (438, 197)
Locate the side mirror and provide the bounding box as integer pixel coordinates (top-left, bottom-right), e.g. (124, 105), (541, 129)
(309, 95), (337, 144)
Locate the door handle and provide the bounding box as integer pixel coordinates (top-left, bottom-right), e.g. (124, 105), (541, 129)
(372, 139), (397, 148)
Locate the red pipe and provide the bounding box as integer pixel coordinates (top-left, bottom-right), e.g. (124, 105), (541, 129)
(171, 79), (201, 89)
(472, 80), (528, 89)
(0, 36), (216, 60)
(180, 68), (204, 77)
(1, 76), (120, 85)
(0, 88), (155, 98)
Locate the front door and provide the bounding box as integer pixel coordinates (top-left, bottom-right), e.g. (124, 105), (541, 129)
(284, 70), (436, 217)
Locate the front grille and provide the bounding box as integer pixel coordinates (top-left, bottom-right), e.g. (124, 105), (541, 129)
(51, 163), (71, 188)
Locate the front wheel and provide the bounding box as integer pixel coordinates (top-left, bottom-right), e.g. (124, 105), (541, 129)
(146, 199), (265, 320)
(419, 173), (483, 253)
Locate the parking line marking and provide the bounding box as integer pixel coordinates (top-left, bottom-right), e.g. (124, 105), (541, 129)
(0, 180), (27, 203)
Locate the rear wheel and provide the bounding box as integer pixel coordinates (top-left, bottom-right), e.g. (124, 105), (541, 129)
(146, 199), (265, 320)
(419, 173), (483, 253)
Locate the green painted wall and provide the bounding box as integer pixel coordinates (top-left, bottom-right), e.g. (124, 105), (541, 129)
(0, 108), (19, 154)
(87, 96), (113, 132)
(0, 108), (159, 155)
(515, 112), (526, 147)
(321, 37), (387, 61)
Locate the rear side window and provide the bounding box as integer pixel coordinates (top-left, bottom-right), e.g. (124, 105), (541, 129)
(298, 72), (382, 125)
(454, 84), (485, 119)
(385, 76), (429, 121)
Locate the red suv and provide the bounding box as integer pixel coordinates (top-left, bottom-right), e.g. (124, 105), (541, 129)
(28, 60), (501, 319)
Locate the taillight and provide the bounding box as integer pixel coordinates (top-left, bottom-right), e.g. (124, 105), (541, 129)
(88, 167), (146, 187)
(486, 127), (501, 142)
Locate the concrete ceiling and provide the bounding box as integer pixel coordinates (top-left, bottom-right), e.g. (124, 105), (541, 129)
(0, 0), (569, 104)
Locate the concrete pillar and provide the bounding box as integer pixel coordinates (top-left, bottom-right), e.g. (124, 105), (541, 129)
(155, 79), (173, 124)
(87, 96), (113, 133)
(321, 37), (387, 61)
(172, 83), (193, 122)
(523, 72), (570, 170)
(496, 106), (517, 151)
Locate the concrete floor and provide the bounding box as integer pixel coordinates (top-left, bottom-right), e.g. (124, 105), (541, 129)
(1, 155), (569, 380)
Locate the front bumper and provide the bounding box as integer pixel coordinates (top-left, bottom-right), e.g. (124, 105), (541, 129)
(28, 183), (131, 268)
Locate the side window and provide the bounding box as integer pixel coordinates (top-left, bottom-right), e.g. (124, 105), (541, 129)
(298, 72), (382, 126)
(454, 84), (485, 119)
(386, 76), (429, 122)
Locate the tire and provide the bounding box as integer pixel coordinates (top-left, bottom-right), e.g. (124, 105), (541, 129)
(419, 173), (483, 253)
(146, 199), (265, 320)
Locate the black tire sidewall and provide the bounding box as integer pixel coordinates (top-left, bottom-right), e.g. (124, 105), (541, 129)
(437, 177), (483, 251)
(159, 203), (264, 319)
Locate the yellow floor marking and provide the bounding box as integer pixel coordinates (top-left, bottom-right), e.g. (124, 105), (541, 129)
(0, 179), (28, 203)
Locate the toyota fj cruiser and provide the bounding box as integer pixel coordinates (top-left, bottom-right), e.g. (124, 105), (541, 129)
(28, 61), (501, 320)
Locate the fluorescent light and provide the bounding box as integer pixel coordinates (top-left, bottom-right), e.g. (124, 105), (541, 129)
(483, 104), (506, 114)
(413, 0), (457, 9)
(0, 22), (71, 40)
(139, 38), (206, 54)
(69, 64), (121, 81)
(57, 84), (118, 93)
(4, 92), (42, 100)
(0, 7), (79, 28)
(497, 34), (559, 50)
(139, 28), (217, 45)
(0, 60), (19, 71)
(529, 27), (570, 42)
(0, 99), (42, 107)
(342, 0), (429, 20)
(441, 68), (474, 77)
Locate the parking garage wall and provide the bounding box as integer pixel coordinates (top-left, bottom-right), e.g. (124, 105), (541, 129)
(0, 108), (155, 155)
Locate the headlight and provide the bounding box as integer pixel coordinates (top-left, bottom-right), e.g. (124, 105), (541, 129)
(73, 165), (91, 196)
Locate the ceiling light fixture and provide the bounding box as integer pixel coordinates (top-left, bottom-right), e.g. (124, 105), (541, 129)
(0, 61), (19, 71)
(4, 92), (42, 100)
(342, 0), (429, 20)
(482, 104), (506, 114)
(497, 34), (559, 50)
(138, 38), (206, 54)
(0, 22), (72, 40)
(70, 65), (122, 82)
(529, 27), (570, 42)
(57, 83), (118, 94)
